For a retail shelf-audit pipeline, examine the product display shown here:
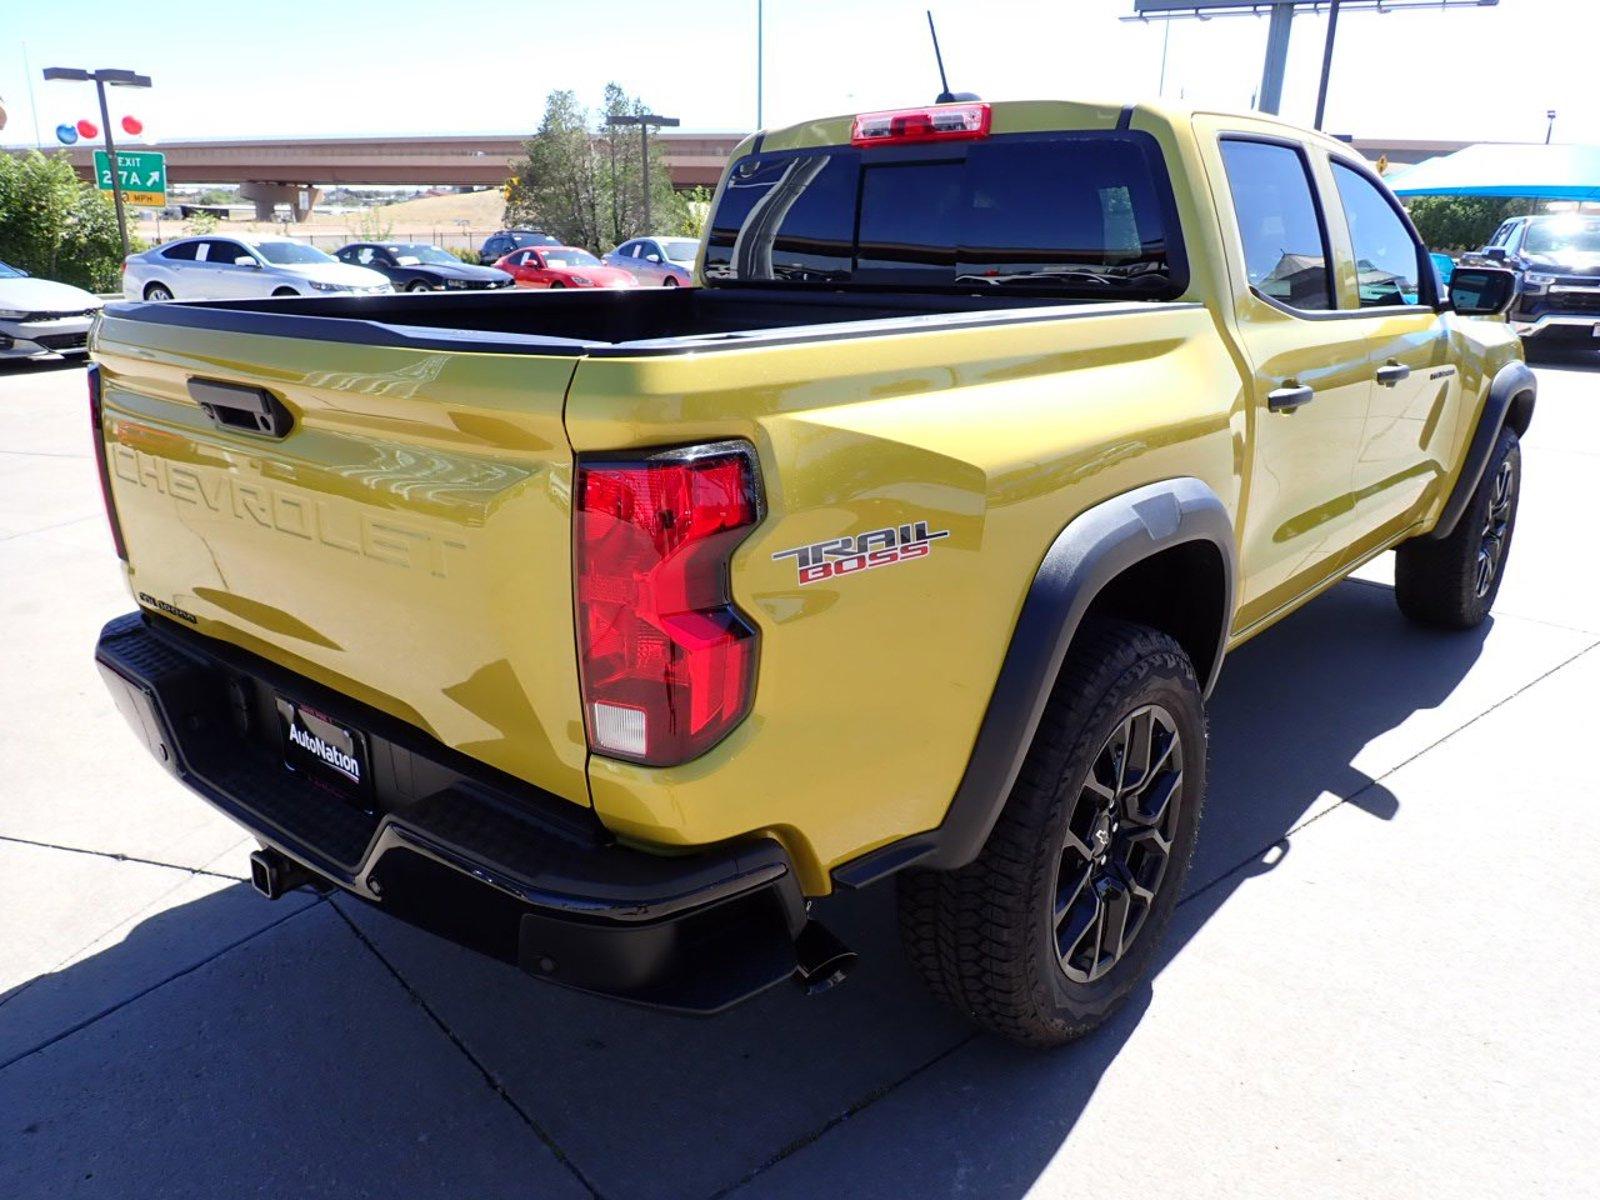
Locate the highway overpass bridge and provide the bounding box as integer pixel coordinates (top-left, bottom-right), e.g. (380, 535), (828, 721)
(45, 132), (745, 220)
(15, 130), (1465, 221)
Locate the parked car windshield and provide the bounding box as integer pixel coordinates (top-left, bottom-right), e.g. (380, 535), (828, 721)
(544, 248), (602, 268)
(1522, 217), (1600, 256)
(512, 232), (560, 246)
(660, 239), (699, 261)
(703, 132), (1184, 297)
(254, 242), (335, 265)
(0, 260), (25, 279)
(387, 244), (459, 266)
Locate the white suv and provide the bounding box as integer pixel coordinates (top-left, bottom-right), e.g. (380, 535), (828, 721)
(123, 236), (393, 301)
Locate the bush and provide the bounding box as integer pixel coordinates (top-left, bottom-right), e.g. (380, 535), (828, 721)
(446, 245), (481, 263)
(0, 149), (133, 292)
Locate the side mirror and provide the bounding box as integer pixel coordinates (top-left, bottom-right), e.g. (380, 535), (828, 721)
(646, 253), (662, 263)
(1484, 246), (1508, 263)
(1448, 266), (1517, 317)
(234, 256), (259, 268)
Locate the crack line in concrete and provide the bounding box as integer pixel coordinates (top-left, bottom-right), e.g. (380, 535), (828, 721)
(0, 897), (325, 1073)
(328, 898), (608, 1200)
(0, 833), (244, 881)
(708, 1032), (979, 1199)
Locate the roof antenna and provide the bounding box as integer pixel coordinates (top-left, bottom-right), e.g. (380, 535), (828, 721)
(927, 10), (979, 104)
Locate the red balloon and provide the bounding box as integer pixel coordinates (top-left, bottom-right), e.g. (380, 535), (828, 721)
(121, 115), (143, 136)
(76, 119), (98, 138)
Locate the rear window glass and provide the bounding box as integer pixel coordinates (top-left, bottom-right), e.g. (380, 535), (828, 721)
(703, 133), (1184, 297)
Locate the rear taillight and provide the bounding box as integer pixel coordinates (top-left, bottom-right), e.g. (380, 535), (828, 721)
(87, 364), (127, 561)
(574, 442), (762, 766)
(850, 102), (991, 147)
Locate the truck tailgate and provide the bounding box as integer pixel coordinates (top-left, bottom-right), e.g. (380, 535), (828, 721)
(93, 312), (590, 807)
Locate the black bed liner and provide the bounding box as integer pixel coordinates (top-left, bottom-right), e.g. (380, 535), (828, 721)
(100, 286), (1186, 358)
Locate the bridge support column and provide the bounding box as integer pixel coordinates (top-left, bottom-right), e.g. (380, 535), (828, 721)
(239, 181), (323, 223)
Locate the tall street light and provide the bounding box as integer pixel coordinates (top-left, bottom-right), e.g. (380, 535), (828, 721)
(1546, 109), (1558, 145)
(606, 112), (680, 234)
(41, 66), (153, 258)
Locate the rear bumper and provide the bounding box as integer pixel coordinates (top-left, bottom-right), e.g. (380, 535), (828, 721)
(95, 611), (841, 1013)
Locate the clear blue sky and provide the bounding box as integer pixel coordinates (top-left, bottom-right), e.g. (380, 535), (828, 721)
(3, 0), (1595, 147)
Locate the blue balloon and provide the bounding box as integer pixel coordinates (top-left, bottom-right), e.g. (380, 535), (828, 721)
(55, 124), (78, 145)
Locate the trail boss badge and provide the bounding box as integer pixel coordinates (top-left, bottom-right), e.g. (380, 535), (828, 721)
(773, 520), (950, 585)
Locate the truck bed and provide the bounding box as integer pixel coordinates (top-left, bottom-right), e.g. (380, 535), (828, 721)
(105, 286), (1106, 356)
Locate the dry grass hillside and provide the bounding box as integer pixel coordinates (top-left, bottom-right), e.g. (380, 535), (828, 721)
(130, 188), (507, 251)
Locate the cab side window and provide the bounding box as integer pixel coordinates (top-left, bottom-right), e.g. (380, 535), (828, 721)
(1219, 139), (1333, 312)
(1330, 161), (1423, 308)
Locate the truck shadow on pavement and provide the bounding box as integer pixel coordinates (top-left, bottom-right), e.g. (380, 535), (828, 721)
(1, 577), (1491, 1200)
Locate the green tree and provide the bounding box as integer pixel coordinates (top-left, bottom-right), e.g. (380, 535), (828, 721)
(1404, 195), (1530, 254)
(0, 150), (137, 291)
(505, 85), (680, 252)
(354, 205), (394, 242)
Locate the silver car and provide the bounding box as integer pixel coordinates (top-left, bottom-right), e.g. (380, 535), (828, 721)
(0, 258), (102, 359)
(122, 236), (394, 301)
(602, 236), (698, 287)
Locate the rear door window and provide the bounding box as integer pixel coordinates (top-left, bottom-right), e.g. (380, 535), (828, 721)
(160, 241), (199, 261)
(1219, 139), (1333, 312)
(703, 131), (1185, 297)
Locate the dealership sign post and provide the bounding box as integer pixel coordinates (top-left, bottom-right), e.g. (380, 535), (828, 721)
(1127, 1), (1498, 122)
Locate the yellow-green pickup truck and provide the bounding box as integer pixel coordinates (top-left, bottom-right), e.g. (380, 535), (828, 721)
(90, 99), (1533, 1045)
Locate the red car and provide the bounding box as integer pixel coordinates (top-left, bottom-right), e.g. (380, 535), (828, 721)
(494, 245), (638, 289)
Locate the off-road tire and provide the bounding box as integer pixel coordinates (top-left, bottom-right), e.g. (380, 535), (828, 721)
(1394, 427), (1521, 630)
(897, 618), (1207, 1046)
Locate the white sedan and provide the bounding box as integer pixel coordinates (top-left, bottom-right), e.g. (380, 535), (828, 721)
(122, 236), (393, 301)
(0, 260), (102, 359)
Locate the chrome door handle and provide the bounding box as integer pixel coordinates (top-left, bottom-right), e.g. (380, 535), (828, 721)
(1375, 362), (1411, 386)
(1268, 383), (1315, 412)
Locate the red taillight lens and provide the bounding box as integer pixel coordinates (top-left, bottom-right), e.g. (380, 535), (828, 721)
(574, 443), (762, 766)
(850, 102), (991, 147)
(87, 364), (127, 561)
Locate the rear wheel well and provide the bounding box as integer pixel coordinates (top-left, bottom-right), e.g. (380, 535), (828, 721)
(1078, 541), (1228, 689)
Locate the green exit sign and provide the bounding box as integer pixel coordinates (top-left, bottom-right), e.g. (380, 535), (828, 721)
(93, 149), (167, 207)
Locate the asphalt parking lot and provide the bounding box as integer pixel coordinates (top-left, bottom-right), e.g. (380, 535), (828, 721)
(2, 350), (1597, 1199)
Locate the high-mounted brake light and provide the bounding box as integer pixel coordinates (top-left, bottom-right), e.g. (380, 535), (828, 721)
(850, 102), (991, 148)
(87, 364), (127, 561)
(574, 443), (762, 766)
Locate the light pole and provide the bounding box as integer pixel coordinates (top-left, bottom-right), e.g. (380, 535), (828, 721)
(756, 0), (764, 129)
(41, 66), (152, 258)
(1312, 0), (1342, 130)
(1546, 109), (1557, 144)
(605, 112), (680, 234)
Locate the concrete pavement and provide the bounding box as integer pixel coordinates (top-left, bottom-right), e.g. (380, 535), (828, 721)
(1, 349), (1595, 1198)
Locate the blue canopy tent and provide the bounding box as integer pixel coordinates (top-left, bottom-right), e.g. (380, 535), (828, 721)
(1386, 143), (1600, 201)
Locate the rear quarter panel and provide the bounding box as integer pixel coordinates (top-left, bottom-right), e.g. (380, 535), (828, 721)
(564, 304), (1244, 891)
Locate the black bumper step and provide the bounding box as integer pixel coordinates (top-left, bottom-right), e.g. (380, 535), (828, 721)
(95, 611), (831, 1013)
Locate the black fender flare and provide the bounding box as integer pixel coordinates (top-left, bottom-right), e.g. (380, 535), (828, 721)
(1422, 360), (1536, 542)
(832, 477), (1236, 887)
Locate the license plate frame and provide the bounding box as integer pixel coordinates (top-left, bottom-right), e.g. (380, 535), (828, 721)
(275, 695), (371, 802)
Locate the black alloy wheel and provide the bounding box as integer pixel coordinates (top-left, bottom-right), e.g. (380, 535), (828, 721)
(1054, 703), (1185, 983)
(1475, 458), (1516, 598)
